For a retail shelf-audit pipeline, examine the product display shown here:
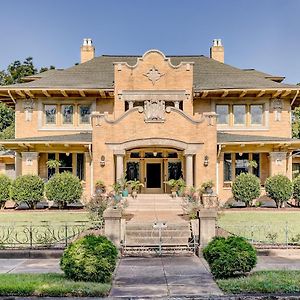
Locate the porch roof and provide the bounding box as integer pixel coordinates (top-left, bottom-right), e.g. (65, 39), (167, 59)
(217, 132), (300, 145)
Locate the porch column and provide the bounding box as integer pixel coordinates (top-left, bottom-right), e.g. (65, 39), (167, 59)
(269, 152), (287, 176)
(115, 151), (125, 181)
(21, 152), (39, 175)
(185, 153), (194, 187)
(15, 152), (22, 176)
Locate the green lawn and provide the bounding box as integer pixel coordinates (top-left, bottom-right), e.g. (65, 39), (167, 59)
(0, 273), (110, 297)
(217, 271), (300, 294)
(218, 211), (300, 244)
(0, 210), (89, 223)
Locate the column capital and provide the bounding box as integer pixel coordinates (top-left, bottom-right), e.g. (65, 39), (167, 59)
(114, 150), (126, 156)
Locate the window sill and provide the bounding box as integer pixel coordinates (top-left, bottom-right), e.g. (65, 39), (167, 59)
(217, 127), (268, 131)
(39, 127), (92, 131)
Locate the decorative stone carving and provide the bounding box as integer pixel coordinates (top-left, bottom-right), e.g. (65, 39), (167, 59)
(270, 152), (286, 166)
(23, 99), (34, 122)
(144, 100), (165, 122)
(272, 99), (283, 121)
(143, 66), (164, 85)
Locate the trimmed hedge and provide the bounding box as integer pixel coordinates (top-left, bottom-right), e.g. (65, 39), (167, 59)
(0, 174), (11, 208)
(10, 175), (44, 209)
(203, 236), (257, 279)
(45, 172), (83, 208)
(232, 173), (261, 207)
(265, 175), (293, 208)
(60, 235), (118, 283)
(293, 176), (300, 206)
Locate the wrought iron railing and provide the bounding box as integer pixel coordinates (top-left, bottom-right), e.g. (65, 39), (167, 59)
(0, 221), (104, 249)
(217, 221), (300, 247)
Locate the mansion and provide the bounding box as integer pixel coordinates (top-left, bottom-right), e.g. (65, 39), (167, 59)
(0, 39), (300, 204)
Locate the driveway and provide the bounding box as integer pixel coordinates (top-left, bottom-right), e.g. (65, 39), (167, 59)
(109, 255), (223, 298)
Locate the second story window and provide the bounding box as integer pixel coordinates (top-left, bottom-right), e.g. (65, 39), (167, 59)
(44, 104), (57, 124)
(250, 104), (263, 125)
(62, 105), (74, 124)
(233, 105), (246, 125)
(216, 105), (229, 124)
(79, 105), (91, 124)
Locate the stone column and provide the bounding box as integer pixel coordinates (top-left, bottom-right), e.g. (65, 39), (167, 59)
(103, 207), (122, 248)
(198, 209), (217, 247)
(21, 152), (39, 175)
(269, 152), (287, 176)
(115, 151), (125, 181)
(185, 154), (194, 187)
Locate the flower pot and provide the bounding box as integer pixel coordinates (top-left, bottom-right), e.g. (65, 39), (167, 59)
(205, 187), (213, 194)
(114, 194), (122, 202)
(132, 190), (137, 198)
(171, 191), (177, 198)
(122, 189), (129, 197)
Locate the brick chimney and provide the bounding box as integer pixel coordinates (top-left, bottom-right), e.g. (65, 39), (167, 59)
(210, 39), (224, 63)
(80, 38), (95, 63)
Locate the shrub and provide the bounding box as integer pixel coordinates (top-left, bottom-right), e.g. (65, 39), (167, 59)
(265, 175), (293, 208)
(87, 193), (110, 222)
(45, 172), (83, 208)
(232, 173), (261, 207)
(0, 174), (11, 208)
(203, 236), (257, 279)
(293, 176), (300, 206)
(11, 175), (44, 209)
(60, 235), (118, 283)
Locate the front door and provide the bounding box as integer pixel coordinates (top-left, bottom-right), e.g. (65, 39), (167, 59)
(145, 162), (162, 193)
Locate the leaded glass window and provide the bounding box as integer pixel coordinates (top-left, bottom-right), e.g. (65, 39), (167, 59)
(61, 105), (73, 124)
(251, 105), (263, 125)
(216, 105), (229, 124)
(224, 153), (232, 181)
(233, 105), (246, 125)
(79, 105), (91, 124)
(44, 105), (56, 124)
(235, 153), (249, 176)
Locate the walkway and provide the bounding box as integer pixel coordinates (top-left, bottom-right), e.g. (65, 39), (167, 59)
(109, 256), (223, 298)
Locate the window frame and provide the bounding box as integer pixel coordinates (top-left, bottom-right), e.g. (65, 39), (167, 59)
(78, 104), (92, 125)
(233, 104), (247, 126)
(44, 104), (57, 125)
(216, 104), (230, 125)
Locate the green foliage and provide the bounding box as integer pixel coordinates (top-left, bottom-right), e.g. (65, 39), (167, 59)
(293, 176), (300, 204)
(217, 270), (300, 294)
(0, 123), (15, 140)
(0, 273), (111, 297)
(45, 172), (83, 208)
(11, 175), (44, 209)
(87, 193), (110, 222)
(231, 173), (261, 206)
(60, 235), (118, 283)
(46, 159), (61, 169)
(128, 179), (144, 191)
(292, 107), (300, 138)
(0, 174), (12, 208)
(165, 178), (186, 192)
(0, 103), (14, 132)
(265, 175), (293, 208)
(203, 236), (257, 279)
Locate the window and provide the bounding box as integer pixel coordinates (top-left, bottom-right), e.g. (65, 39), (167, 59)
(76, 153), (84, 180)
(233, 105), (246, 125)
(224, 153), (232, 181)
(292, 163), (300, 179)
(47, 153), (56, 179)
(59, 153), (73, 173)
(126, 162), (140, 181)
(79, 105), (91, 124)
(168, 162), (182, 180)
(44, 105), (56, 124)
(250, 105), (263, 125)
(61, 105), (74, 124)
(216, 105), (229, 124)
(252, 153), (260, 178)
(235, 153), (249, 176)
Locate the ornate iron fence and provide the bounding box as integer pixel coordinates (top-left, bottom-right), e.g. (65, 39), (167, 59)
(217, 221), (300, 248)
(0, 221), (104, 249)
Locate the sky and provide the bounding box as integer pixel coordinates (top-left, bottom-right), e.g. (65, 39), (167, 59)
(0, 0), (300, 83)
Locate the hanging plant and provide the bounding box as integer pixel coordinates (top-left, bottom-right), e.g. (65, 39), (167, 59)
(46, 159), (61, 169)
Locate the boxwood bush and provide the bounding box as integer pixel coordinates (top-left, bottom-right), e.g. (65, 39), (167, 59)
(60, 235), (118, 283)
(45, 172), (83, 208)
(232, 173), (261, 207)
(265, 174), (293, 208)
(10, 175), (44, 209)
(203, 236), (257, 279)
(0, 174), (12, 208)
(293, 176), (300, 206)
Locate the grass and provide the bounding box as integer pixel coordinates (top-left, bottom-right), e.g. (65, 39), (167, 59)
(0, 210), (89, 223)
(218, 211), (300, 244)
(0, 273), (110, 297)
(217, 271), (300, 294)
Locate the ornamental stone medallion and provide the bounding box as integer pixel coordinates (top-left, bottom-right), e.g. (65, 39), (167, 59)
(144, 100), (165, 122)
(144, 66), (165, 85)
(23, 99), (34, 122)
(272, 99), (283, 121)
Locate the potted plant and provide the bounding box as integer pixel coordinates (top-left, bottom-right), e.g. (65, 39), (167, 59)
(128, 180), (144, 198)
(119, 176), (129, 197)
(95, 180), (106, 194)
(165, 179), (179, 198)
(112, 182), (122, 201)
(200, 180), (214, 194)
(177, 178), (186, 196)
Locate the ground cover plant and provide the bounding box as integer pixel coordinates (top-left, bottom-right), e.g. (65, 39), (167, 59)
(0, 273), (110, 297)
(217, 270), (300, 294)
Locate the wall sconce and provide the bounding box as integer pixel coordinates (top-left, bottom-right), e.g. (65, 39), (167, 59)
(100, 155), (105, 167)
(153, 152), (157, 157)
(204, 155), (209, 167)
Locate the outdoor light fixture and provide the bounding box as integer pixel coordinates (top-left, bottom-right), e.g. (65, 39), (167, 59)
(153, 152), (157, 157)
(204, 155), (209, 167)
(100, 155), (105, 167)
(66, 152), (70, 157)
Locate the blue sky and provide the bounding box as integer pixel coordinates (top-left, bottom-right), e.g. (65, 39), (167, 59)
(0, 0), (300, 83)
